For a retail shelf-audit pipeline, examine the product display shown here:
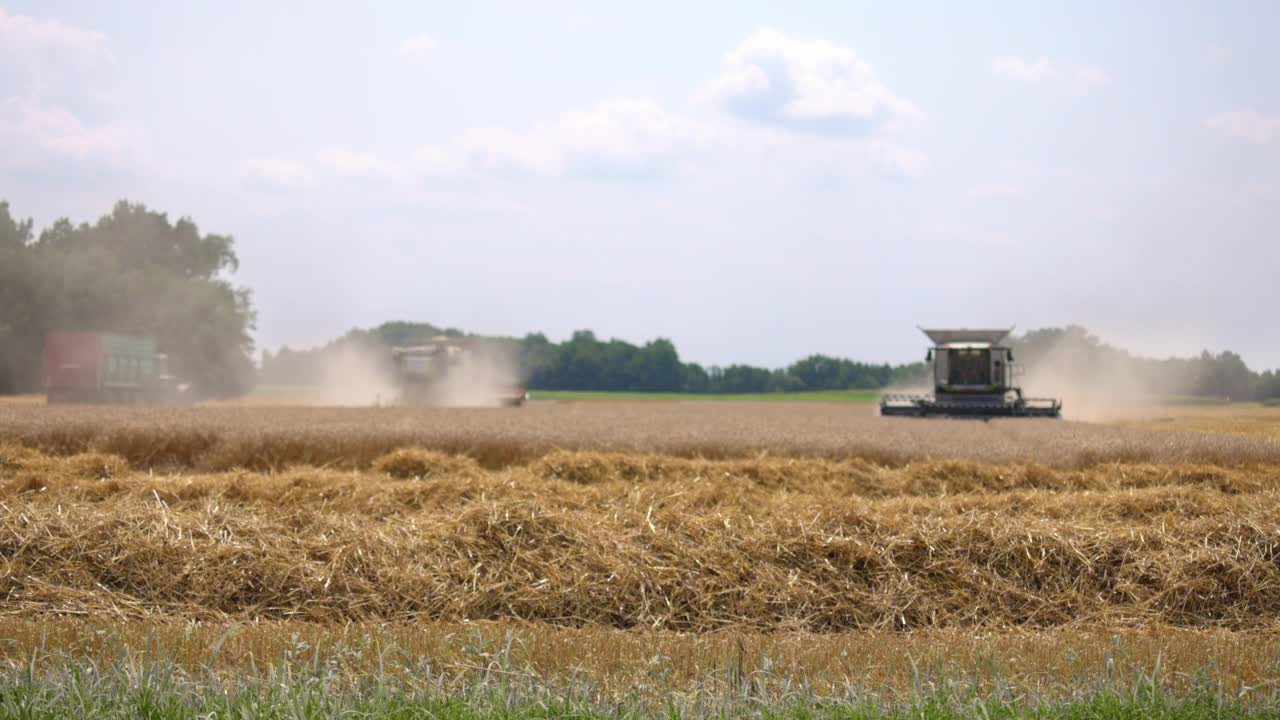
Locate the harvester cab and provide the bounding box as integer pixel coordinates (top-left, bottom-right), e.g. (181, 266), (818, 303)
(880, 328), (1061, 418)
(391, 336), (468, 405)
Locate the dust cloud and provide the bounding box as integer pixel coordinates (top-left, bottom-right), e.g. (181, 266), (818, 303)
(313, 343), (397, 406)
(413, 344), (525, 408)
(308, 341), (523, 408)
(1019, 340), (1157, 422)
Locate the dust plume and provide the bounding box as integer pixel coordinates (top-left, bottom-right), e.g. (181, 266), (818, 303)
(1019, 337), (1157, 422)
(415, 342), (525, 408)
(318, 342), (524, 408)
(313, 343), (397, 406)
(269, 339), (524, 408)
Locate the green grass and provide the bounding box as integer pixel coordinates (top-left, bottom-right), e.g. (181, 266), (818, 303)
(528, 389), (882, 403)
(2, 669), (1274, 719)
(2, 638), (1277, 720)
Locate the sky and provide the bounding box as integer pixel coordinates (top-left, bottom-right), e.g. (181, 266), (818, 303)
(2, 1), (1278, 369)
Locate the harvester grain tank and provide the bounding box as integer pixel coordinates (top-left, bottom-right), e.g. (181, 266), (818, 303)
(880, 328), (1061, 418)
(43, 331), (190, 404)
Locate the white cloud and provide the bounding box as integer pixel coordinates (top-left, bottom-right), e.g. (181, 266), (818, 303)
(424, 97), (707, 178)
(707, 27), (922, 134)
(259, 93), (928, 188)
(245, 148), (411, 187)
(0, 8), (132, 175)
(1204, 110), (1280, 144)
(399, 33), (435, 59)
(457, 126), (562, 175)
(991, 56), (1055, 84)
(0, 97), (135, 168)
(316, 147), (407, 180)
(244, 74), (934, 190)
(867, 140), (929, 178)
(244, 157), (312, 187)
(0, 7), (112, 63)
(1068, 64), (1111, 94)
(970, 182), (1025, 199)
(556, 97), (709, 175)
(701, 28), (930, 178)
(243, 98), (705, 186)
(991, 55), (1110, 96)
(237, 28), (936, 190)
(412, 144), (468, 176)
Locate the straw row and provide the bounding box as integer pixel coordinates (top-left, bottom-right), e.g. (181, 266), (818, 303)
(3, 447), (1279, 630)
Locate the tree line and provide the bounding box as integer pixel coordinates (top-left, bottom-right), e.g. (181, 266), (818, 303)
(518, 330), (926, 393)
(0, 200), (257, 398)
(4, 197), (1277, 403)
(261, 322), (1280, 401)
(259, 322), (928, 394)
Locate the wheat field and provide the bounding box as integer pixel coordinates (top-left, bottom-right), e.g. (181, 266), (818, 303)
(3, 400), (1280, 715)
(3, 441), (1280, 630)
(2, 401), (1279, 471)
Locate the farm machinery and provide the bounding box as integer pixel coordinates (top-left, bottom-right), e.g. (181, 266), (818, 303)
(391, 336), (526, 407)
(880, 328), (1061, 418)
(43, 331), (191, 405)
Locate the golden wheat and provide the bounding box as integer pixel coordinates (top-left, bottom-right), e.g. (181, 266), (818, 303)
(3, 446), (1280, 630)
(2, 402), (1279, 471)
(1122, 403), (1280, 441)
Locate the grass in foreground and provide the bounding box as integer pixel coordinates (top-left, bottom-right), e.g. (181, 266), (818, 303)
(2, 624), (1279, 719)
(5, 621), (1280, 697)
(6, 681), (1274, 720)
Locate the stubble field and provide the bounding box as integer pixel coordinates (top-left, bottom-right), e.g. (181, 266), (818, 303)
(3, 399), (1280, 717)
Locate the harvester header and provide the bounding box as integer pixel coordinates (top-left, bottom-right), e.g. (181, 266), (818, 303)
(880, 327), (1062, 418)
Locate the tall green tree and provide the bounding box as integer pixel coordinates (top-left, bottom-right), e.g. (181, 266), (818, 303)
(0, 200), (257, 398)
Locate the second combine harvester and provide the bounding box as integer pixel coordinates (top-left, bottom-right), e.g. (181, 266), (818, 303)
(391, 336), (527, 407)
(880, 328), (1062, 418)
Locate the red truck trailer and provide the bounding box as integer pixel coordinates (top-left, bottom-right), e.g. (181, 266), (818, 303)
(43, 332), (188, 404)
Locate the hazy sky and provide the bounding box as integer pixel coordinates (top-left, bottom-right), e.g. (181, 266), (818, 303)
(2, 1), (1277, 368)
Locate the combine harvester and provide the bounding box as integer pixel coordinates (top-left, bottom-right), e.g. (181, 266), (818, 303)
(391, 336), (526, 407)
(880, 328), (1061, 418)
